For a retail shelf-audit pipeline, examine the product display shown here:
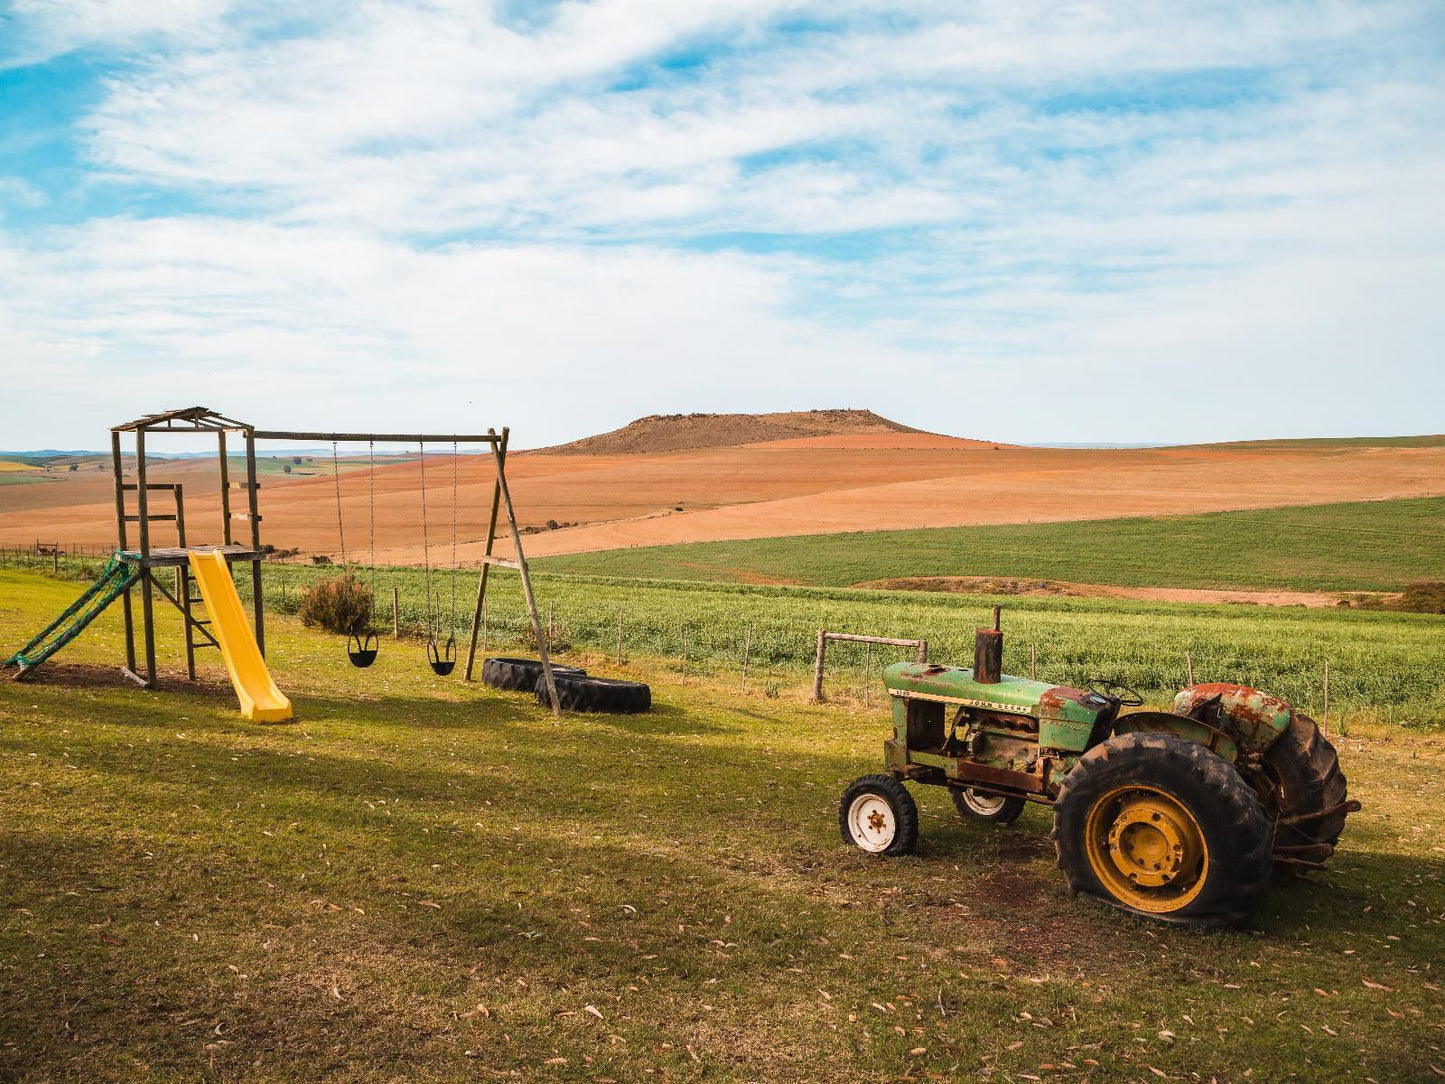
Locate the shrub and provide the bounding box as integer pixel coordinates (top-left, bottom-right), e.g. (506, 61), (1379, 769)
(1397, 581), (1445, 614)
(299, 573), (373, 634)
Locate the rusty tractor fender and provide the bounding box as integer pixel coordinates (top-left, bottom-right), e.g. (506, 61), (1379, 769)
(1169, 683), (1294, 758)
(1112, 709), (1242, 762)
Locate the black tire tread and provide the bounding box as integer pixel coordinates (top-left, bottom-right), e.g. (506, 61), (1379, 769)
(951, 787), (1027, 825)
(1051, 732), (1273, 926)
(1263, 712), (1349, 849)
(839, 774), (919, 857)
(533, 673), (651, 714)
(481, 656), (584, 693)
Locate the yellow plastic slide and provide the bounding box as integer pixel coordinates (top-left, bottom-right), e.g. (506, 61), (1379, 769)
(188, 550), (293, 722)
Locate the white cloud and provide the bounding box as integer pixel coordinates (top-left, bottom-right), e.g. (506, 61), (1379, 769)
(0, 1), (1441, 446)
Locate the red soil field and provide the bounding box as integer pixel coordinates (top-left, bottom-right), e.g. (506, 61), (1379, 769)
(2, 421), (1440, 567)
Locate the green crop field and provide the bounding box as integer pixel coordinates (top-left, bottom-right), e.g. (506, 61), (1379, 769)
(262, 565), (1441, 730)
(535, 497), (1445, 594)
(1, 569), (1442, 1082)
(8, 552), (1443, 728)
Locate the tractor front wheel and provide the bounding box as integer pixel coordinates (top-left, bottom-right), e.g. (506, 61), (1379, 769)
(840, 775), (918, 856)
(1052, 732), (1273, 926)
(952, 787), (1026, 825)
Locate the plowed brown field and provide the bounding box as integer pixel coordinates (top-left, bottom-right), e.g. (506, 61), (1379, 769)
(2, 432), (1441, 564)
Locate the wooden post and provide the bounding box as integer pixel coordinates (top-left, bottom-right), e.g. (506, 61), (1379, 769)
(741, 624), (751, 692)
(1030, 644), (1036, 681)
(52, 549), (58, 576)
(812, 629), (827, 702)
(916, 639), (927, 663)
(110, 430), (136, 677)
(465, 428), (508, 681)
(392, 585), (400, 638)
(135, 429), (157, 687)
(1186, 651), (1194, 685)
(217, 431), (232, 545)
(488, 428), (560, 717)
(176, 483), (195, 681)
(244, 429), (264, 655)
(864, 640), (871, 710)
(1322, 660), (1330, 736)
(617, 609), (624, 666)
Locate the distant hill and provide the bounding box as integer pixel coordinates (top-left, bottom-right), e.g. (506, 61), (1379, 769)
(532, 409), (927, 456)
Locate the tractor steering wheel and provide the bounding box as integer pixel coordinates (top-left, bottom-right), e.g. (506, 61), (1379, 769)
(1087, 679), (1144, 707)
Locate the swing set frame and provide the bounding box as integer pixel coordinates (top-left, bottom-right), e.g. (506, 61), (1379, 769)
(109, 406), (562, 715)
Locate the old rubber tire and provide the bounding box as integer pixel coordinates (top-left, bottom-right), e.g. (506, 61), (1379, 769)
(839, 775), (918, 857)
(952, 787), (1026, 825)
(1051, 732), (1272, 926)
(481, 656), (585, 692)
(1254, 712), (1349, 850)
(533, 673), (651, 714)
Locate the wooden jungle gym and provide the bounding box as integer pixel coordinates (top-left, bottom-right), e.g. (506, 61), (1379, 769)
(3, 406), (562, 716)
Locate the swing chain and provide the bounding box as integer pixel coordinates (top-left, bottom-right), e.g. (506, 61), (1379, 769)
(331, 440), (347, 567)
(449, 441), (459, 628)
(419, 441), (433, 637)
(367, 440), (377, 614)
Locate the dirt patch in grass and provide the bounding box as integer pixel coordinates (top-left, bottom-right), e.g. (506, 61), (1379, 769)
(854, 575), (1353, 608)
(14, 661), (235, 698)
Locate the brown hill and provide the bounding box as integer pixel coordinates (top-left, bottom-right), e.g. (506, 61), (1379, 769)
(530, 409), (925, 455)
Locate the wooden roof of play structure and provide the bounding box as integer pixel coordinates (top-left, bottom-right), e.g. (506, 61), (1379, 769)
(111, 407), (253, 433)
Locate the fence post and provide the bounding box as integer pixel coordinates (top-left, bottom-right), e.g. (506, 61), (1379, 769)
(916, 638), (927, 664)
(864, 641), (872, 710)
(1322, 660), (1330, 736)
(812, 629), (827, 702)
(1186, 651), (1194, 685)
(741, 624), (751, 692)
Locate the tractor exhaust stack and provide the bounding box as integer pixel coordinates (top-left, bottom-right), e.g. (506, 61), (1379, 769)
(974, 605), (1003, 684)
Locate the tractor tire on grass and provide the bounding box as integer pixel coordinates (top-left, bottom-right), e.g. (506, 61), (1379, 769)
(952, 787), (1026, 825)
(839, 775), (918, 856)
(533, 673), (651, 714)
(1051, 731), (1272, 926)
(481, 656), (585, 692)
(1252, 712), (1350, 853)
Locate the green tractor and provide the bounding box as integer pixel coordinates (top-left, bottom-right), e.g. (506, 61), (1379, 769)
(839, 611), (1356, 925)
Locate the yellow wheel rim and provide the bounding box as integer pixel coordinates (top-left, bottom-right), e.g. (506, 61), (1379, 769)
(1083, 786), (1209, 913)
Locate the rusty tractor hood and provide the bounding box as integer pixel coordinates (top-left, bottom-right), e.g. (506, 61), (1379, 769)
(1172, 683), (1294, 756)
(883, 661), (1104, 720)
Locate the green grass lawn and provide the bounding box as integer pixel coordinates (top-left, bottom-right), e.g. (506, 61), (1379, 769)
(536, 497), (1445, 593)
(1, 570), (1443, 1082)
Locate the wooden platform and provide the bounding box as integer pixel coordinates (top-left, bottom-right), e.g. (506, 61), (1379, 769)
(119, 545), (262, 568)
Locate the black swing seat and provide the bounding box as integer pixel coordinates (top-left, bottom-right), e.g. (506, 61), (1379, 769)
(348, 629), (379, 668)
(427, 635), (456, 676)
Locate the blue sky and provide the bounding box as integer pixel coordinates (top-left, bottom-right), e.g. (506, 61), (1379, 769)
(1, 1), (1442, 448)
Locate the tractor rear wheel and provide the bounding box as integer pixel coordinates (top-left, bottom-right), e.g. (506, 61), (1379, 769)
(952, 787), (1026, 825)
(1052, 732), (1273, 926)
(839, 775), (918, 857)
(1251, 712), (1349, 852)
